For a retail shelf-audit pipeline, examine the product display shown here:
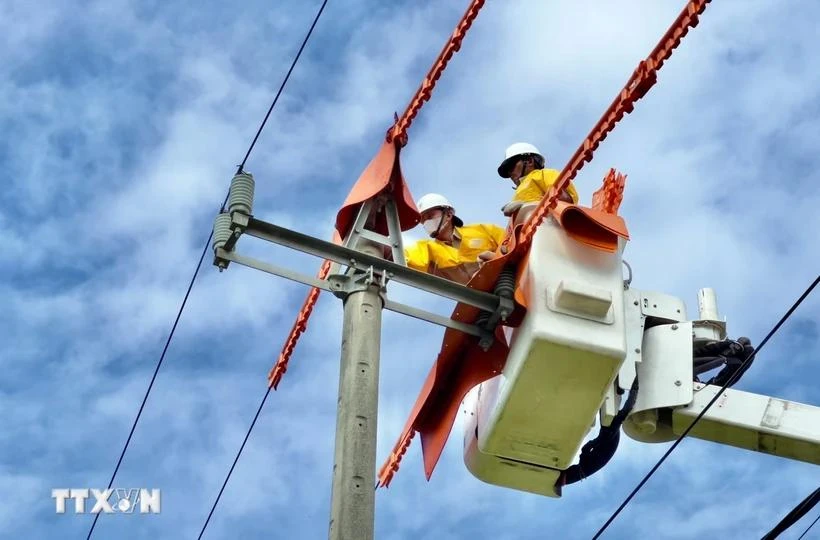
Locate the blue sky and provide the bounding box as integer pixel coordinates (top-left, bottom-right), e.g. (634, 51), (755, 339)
(2, 0), (819, 538)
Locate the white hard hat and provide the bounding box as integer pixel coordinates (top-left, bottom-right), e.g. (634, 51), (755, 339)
(498, 142), (544, 178)
(416, 193), (464, 227)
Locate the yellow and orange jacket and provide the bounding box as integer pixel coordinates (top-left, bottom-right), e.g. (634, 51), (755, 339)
(404, 224), (506, 285)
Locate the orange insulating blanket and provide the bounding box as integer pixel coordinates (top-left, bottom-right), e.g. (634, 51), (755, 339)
(334, 139), (420, 242)
(268, 139), (419, 388)
(378, 200), (629, 487)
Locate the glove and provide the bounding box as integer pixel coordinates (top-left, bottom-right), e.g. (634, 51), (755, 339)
(501, 201), (523, 216)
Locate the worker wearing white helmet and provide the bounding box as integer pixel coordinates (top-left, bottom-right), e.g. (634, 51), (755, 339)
(497, 142), (579, 219)
(404, 193), (506, 285)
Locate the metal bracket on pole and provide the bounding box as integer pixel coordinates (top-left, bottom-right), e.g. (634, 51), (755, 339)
(328, 266), (387, 302)
(215, 247), (486, 338)
(330, 195), (406, 277)
(213, 202), (508, 348)
(219, 214), (502, 313)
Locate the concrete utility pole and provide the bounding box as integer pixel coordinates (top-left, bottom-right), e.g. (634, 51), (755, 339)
(328, 272), (384, 540)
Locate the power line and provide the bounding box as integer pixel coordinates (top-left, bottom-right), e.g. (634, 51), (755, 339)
(592, 274), (819, 540)
(238, 0), (329, 172)
(197, 387), (273, 539)
(196, 1), (331, 538)
(798, 511), (820, 540)
(761, 487), (820, 540)
(86, 1), (330, 537)
(85, 195), (227, 540)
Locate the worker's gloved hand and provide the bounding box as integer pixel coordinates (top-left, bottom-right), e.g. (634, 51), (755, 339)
(477, 250), (495, 263)
(501, 201), (523, 216)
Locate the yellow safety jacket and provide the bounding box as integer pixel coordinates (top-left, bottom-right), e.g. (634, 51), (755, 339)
(404, 224), (507, 284)
(511, 168), (579, 205)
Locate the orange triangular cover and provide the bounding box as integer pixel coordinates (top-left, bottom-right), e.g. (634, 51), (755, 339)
(335, 140), (420, 241)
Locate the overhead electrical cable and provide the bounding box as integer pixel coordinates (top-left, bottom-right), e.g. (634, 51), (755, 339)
(87, 1), (330, 538)
(195, 1), (330, 538)
(798, 512), (820, 540)
(761, 487), (820, 540)
(197, 390), (273, 539)
(86, 200), (229, 540)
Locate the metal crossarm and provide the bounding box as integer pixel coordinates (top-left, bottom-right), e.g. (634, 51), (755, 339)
(216, 248), (486, 338)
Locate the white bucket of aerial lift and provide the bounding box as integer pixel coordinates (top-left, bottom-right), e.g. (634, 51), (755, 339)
(465, 215), (629, 479)
(462, 378), (562, 498)
(462, 228), (820, 495)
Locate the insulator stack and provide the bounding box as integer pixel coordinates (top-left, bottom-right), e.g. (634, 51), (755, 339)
(494, 266), (516, 300)
(228, 171), (255, 216)
(212, 213), (233, 253)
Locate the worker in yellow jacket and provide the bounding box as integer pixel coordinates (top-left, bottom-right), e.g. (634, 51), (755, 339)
(404, 193), (506, 285)
(496, 142), (579, 220)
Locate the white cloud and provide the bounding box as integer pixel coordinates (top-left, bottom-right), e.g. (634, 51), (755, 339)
(2, 0), (819, 539)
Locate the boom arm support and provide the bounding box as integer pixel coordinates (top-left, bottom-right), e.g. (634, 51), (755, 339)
(672, 383), (820, 465)
(621, 314), (820, 465)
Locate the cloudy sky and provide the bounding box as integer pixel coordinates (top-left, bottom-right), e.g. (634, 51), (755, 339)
(2, 0), (819, 538)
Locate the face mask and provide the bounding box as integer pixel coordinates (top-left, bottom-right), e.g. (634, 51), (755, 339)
(423, 217), (442, 236)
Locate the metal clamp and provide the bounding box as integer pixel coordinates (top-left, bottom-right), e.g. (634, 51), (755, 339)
(328, 266), (387, 303)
